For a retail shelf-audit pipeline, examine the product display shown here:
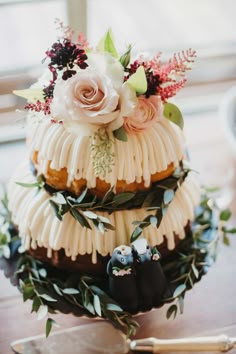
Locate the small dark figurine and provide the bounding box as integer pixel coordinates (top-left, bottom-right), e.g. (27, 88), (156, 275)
(132, 238), (168, 311)
(107, 245), (138, 313)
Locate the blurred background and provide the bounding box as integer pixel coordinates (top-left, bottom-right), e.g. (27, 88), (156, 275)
(0, 0), (236, 205)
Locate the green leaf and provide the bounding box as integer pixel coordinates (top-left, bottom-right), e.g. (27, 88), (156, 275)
(97, 29), (118, 58)
(101, 187), (114, 205)
(142, 192), (157, 208)
(188, 275), (194, 288)
(76, 188), (88, 204)
(112, 192), (135, 206)
(52, 283), (63, 296)
(40, 294), (57, 302)
(23, 285), (35, 302)
(16, 181), (40, 188)
(13, 88), (44, 103)
(126, 65), (147, 94)
(83, 211), (98, 220)
(62, 288), (80, 295)
(106, 303), (123, 312)
(130, 226), (143, 243)
(70, 208), (91, 229)
(31, 297), (41, 313)
(224, 227), (236, 234)
(51, 193), (67, 205)
(219, 209), (232, 222)
(173, 284), (186, 298)
(132, 220), (149, 226)
(46, 318), (58, 338)
(113, 126), (128, 142)
(101, 222), (116, 231)
(178, 296), (184, 314)
(85, 302), (95, 315)
(39, 268), (47, 278)
(166, 304), (178, 319)
(93, 294), (102, 316)
(191, 263), (199, 279)
(98, 215), (112, 224)
(31, 268), (40, 279)
(163, 189), (175, 206)
(37, 174), (45, 186)
(163, 102), (184, 129)
(37, 305), (48, 320)
(49, 200), (62, 221)
(19, 279), (25, 289)
(119, 44), (132, 68)
(223, 234), (230, 246)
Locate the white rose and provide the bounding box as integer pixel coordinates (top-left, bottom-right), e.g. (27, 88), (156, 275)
(50, 53), (137, 134)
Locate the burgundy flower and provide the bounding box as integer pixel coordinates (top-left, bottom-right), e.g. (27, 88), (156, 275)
(43, 38), (88, 98)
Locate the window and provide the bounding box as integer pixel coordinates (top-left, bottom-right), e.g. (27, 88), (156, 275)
(85, 0), (236, 79)
(0, 0), (67, 73)
(0, 0), (67, 142)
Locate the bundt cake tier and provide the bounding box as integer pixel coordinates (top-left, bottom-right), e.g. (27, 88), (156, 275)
(27, 114), (185, 197)
(8, 160), (200, 270)
(27, 232), (184, 275)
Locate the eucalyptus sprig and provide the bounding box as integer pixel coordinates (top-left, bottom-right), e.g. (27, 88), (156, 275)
(0, 192), (20, 258)
(219, 208), (236, 245)
(130, 163), (189, 242)
(162, 188), (233, 319)
(16, 174), (45, 192)
(15, 253), (138, 338)
(48, 164), (189, 234)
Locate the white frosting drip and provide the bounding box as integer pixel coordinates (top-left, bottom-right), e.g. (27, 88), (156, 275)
(27, 116), (185, 188)
(8, 160), (200, 263)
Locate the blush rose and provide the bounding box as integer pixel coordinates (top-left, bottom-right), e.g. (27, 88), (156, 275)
(123, 95), (162, 133)
(51, 68), (120, 125)
(50, 53), (137, 133)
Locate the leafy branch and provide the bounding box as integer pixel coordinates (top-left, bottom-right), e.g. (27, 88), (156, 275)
(130, 163), (189, 242)
(49, 164), (189, 234)
(16, 174), (45, 192)
(16, 163), (190, 238)
(163, 188), (235, 319)
(15, 254), (138, 338)
(0, 192), (20, 258)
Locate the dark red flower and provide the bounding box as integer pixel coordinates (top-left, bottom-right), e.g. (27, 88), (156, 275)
(43, 38), (88, 98)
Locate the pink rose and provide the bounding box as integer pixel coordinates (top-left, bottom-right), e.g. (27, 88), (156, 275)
(50, 53), (137, 134)
(51, 68), (120, 126)
(123, 95), (162, 133)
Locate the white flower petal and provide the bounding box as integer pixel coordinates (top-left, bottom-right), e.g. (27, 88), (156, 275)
(87, 52), (124, 89)
(120, 82), (138, 117)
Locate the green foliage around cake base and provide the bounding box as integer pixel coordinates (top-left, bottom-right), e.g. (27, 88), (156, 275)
(0, 190), (235, 338)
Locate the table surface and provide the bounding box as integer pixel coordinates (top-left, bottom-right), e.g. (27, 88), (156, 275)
(1, 112), (236, 354)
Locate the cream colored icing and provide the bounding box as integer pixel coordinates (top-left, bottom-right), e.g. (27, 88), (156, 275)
(27, 114), (185, 189)
(8, 160), (200, 264)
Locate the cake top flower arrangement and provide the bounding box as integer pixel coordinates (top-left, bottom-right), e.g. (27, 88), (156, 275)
(15, 21), (196, 141)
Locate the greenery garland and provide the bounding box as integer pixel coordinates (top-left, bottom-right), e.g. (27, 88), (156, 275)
(17, 161), (190, 240)
(0, 189), (235, 338)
